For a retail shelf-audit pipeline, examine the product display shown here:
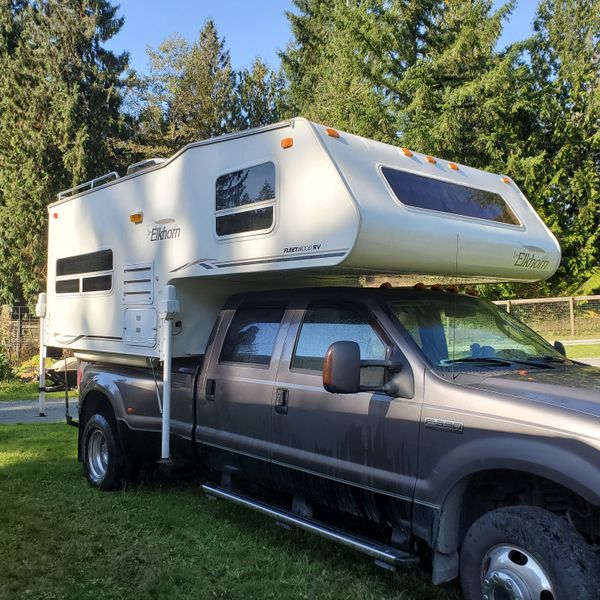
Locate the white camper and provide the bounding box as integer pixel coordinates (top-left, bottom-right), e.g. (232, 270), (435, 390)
(43, 118), (560, 364)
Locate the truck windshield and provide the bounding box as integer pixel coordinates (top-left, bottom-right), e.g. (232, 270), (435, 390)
(385, 293), (566, 369)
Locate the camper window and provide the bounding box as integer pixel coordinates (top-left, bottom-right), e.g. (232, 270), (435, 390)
(55, 249), (113, 296)
(56, 279), (80, 294)
(56, 249), (113, 276)
(381, 167), (520, 226)
(215, 162), (275, 237)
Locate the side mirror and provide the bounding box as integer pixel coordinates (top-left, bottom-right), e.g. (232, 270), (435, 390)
(554, 340), (566, 357)
(323, 341), (361, 394)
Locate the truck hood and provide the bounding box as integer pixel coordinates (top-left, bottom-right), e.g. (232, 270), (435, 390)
(467, 365), (600, 419)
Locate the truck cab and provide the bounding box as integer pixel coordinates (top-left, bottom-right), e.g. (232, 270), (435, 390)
(78, 285), (600, 600)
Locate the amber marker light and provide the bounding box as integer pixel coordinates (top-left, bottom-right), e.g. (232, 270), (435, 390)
(325, 128), (340, 138)
(127, 407), (134, 414)
(501, 176), (511, 184)
(425, 155), (436, 164)
(281, 137), (294, 149)
(448, 162), (459, 171)
(130, 212), (143, 224)
(401, 147), (414, 157)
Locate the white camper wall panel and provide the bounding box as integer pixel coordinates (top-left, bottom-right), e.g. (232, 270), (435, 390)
(46, 118), (561, 362)
(315, 127), (560, 281)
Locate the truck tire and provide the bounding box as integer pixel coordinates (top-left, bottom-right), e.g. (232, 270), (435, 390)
(460, 505), (600, 600)
(82, 413), (125, 490)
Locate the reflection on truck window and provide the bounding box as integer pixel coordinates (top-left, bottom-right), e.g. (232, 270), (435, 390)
(215, 162), (275, 237)
(220, 305), (285, 366)
(381, 167), (520, 225)
(387, 294), (562, 368)
(292, 305), (386, 386)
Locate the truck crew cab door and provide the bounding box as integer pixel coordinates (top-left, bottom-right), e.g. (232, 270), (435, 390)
(271, 301), (421, 512)
(195, 302), (289, 466)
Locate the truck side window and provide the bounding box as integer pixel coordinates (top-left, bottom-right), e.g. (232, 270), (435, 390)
(220, 305), (285, 366)
(292, 304), (387, 385)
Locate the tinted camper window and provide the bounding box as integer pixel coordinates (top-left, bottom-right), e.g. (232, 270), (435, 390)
(381, 167), (520, 225)
(55, 249), (113, 295)
(215, 162), (275, 236)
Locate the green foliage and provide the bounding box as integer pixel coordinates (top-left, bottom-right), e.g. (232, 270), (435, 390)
(0, 1), (597, 303)
(123, 20), (284, 163)
(0, 345), (15, 381)
(0, 0), (128, 307)
(283, 0), (599, 299)
(281, 0), (397, 140)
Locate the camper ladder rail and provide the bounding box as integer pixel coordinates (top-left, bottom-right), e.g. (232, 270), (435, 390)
(58, 172), (119, 200)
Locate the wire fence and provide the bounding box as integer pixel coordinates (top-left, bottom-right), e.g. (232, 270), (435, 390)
(493, 295), (600, 340)
(1, 295), (599, 364)
(0, 305), (39, 363)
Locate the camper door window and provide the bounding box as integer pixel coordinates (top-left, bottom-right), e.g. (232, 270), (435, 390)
(381, 167), (520, 226)
(215, 162), (275, 237)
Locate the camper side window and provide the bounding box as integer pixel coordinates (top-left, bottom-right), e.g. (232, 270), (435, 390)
(215, 162), (275, 237)
(381, 167), (520, 225)
(55, 249), (113, 296)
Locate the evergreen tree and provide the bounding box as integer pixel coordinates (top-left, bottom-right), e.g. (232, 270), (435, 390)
(236, 58), (285, 129)
(131, 20), (237, 155)
(0, 0), (127, 305)
(281, 0), (396, 140)
(526, 0), (600, 292)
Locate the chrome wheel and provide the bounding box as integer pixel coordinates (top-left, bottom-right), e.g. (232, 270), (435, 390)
(482, 545), (555, 600)
(87, 428), (109, 484)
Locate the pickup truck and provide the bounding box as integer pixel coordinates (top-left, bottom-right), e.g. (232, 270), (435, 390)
(77, 286), (600, 600)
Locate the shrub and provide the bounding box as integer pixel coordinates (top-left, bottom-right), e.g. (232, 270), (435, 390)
(0, 346), (16, 381)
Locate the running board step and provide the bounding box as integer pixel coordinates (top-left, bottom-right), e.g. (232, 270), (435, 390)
(201, 483), (418, 568)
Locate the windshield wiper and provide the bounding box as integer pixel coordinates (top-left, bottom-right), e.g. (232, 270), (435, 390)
(506, 358), (556, 369)
(442, 357), (513, 367)
(527, 355), (569, 364)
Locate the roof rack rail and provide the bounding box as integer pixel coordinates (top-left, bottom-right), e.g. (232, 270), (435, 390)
(57, 171), (119, 200)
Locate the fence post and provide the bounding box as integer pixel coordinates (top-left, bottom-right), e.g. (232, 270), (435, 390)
(569, 296), (575, 337)
(506, 300), (511, 314)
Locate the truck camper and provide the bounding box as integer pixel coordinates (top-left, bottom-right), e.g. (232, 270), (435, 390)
(38, 119), (600, 600)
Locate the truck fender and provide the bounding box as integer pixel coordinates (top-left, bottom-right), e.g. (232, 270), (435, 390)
(428, 436), (600, 585)
(79, 374), (128, 424)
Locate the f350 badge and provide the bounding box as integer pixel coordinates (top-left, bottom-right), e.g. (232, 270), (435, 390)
(425, 418), (464, 434)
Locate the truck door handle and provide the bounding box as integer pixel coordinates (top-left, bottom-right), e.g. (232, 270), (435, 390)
(275, 388), (288, 414)
(205, 378), (216, 401)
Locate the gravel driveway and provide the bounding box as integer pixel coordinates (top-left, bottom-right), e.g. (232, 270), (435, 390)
(0, 399), (78, 424)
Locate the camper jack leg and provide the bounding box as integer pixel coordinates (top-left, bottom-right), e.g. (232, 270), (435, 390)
(35, 293), (47, 417)
(158, 285), (180, 466)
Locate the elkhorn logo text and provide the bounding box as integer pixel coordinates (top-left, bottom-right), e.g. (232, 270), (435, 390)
(150, 225), (181, 242)
(283, 244), (322, 254)
(513, 252), (549, 270)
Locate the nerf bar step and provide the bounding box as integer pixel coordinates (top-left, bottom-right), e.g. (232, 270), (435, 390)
(201, 483), (418, 568)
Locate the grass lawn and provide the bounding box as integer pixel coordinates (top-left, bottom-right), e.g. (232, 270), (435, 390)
(0, 424), (459, 600)
(565, 344), (600, 360)
(0, 381), (78, 402)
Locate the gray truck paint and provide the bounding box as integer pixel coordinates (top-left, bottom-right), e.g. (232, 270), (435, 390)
(78, 287), (600, 583)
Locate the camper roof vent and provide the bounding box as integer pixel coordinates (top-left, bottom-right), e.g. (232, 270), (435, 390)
(126, 158), (167, 175)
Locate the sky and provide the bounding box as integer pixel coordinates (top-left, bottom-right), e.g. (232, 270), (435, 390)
(104, 0), (540, 75)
